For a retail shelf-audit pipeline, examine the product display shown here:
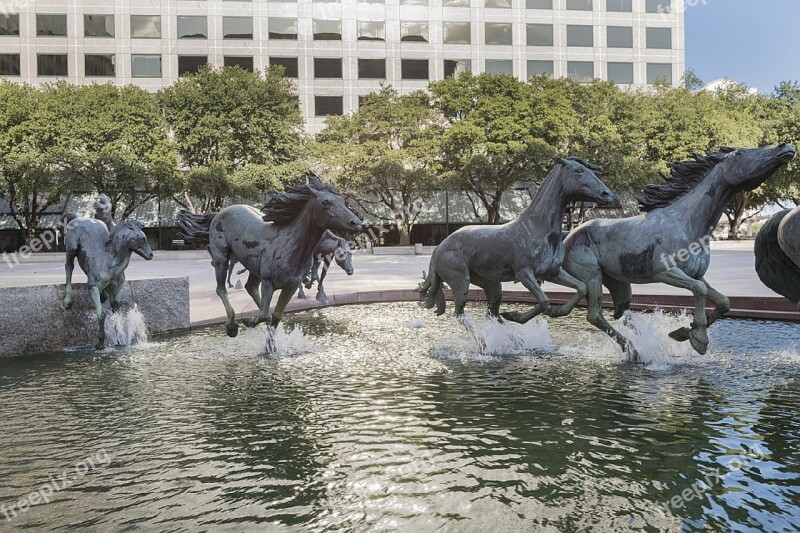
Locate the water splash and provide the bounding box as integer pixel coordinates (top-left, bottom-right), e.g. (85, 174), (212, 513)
(615, 310), (697, 368)
(434, 315), (552, 359)
(103, 305), (149, 348)
(228, 323), (315, 357)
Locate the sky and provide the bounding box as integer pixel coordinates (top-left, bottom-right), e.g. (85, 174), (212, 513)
(685, 0), (800, 94)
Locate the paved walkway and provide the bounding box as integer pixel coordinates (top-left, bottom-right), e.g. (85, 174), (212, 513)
(0, 248), (791, 325)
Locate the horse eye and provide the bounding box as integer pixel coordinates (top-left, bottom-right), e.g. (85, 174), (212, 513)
(322, 199), (331, 206)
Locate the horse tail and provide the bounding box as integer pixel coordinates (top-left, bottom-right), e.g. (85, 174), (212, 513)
(177, 209), (215, 245)
(755, 209), (800, 306)
(416, 249), (446, 315)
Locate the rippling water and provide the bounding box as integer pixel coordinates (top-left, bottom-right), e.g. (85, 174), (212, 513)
(0, 302), (799, 532)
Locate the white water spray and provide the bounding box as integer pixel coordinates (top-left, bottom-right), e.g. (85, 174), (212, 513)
(103, 305), (149, 348)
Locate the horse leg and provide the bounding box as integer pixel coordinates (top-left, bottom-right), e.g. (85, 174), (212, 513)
(670, 278), (729, 343)
(90, 285), (106, 350)
(271, 283), (297, 328)
(243, 280), (275, 328)
(214, 259), (239, 337)
(545, 268), (588, 318)
(501, 267), (549, 324)
(470, 272), (502, 319)
(584, 277), (639, 361)
(653, 269), (709, 355)
(297, 285), (306, 300)
(227, 260), (236, 288)
(62, 250), (76, 310)
(603, 276), (633, 320)
(316, 257), (331, 303)
(244, 273), (262, 307)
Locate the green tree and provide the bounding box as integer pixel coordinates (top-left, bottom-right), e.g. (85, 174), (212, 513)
(55, 83), (181, 219)
(158, 65), (303, 211)
(0, 82), (69, 245)
(316, 87), (445, 246)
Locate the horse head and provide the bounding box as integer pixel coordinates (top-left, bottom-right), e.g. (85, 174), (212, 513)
(716, 144), (796, 193)
(307, 178), (363, 234)
(113, 220), (153, 261)
(555, 157), (621, 208)
(333, 238), (354, 275)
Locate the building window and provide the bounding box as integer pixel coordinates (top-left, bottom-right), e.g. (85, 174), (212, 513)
(0, 14), (20, 36)
(443, 22), (470, 44)
(224, 56), (254, 71)
(444, 0), (470, 5)
(358, 58), (385, 79)
(647, 63), (672, 84)
(131, 15), (161, 39)
(485, 23), (512, 45)
(0, 54), (20, 75)
(607, 0), (632, 12)
(646, 27), (672, 49)
(179, 56), (208, 76)
(131, 55), (162, 78)
(270, 57), (298, 77)
(84, 15), (114, 38)
(567, 25), (593, 47)
(566, 0), (592, 10)
(527, 60), (553, 77)
(607, 62), (633, 84)
(485, 59), (513, 75)
(444, 59), (470, 77)
(567, 61), (594, 83)
(314, 58), (342, 79)
(85, 54), (115, 77)
(315, 96), (343, 117)
(485, 0), (511, 8)
(526, 23), (553, 46)
(527, 0), (553, 7)
(37, 54), (68, 76)
(37, 14), (67, 37)
(358, 21), (385, 41)
(314, 20), (342, 41)
(401, 59), (428, 80)
(646, 0), (671, 14)
(223, 17), (253, 40)
(401, 21), (428, 43)
(607, 26), (633, 48)
(177, 16), (207, 39)
(269, 18), (298, 40)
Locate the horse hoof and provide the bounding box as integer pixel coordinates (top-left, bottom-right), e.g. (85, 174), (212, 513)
(226, 323), (239, 337)
(668, 327), (691, 342)
(242, 317), (259, 329)
(500, 312), (523, 324)
(95, 340), (105, 351)
(689, 329), (709, 355)
(626, 343), (641, 363)
(297, 293), (306, 300)
(62, 300), (73, 311)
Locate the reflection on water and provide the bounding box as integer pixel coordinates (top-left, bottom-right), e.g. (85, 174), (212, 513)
(0, 302), (798, 531)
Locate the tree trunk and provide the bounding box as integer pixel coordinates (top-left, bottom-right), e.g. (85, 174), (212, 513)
(397, 223), (412, 246)
(725, 192), (751, 240)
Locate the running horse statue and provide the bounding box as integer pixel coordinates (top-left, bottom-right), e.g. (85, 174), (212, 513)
(755, 204), (800, 309)
(61, 205), (154, 350)
(417, 157), (620, 322)
(178, 176), (362, 343)
(297, 230), (354, 303)
(552, 144), (796, 360)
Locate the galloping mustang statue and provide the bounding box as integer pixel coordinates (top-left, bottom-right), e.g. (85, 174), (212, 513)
(755, 204), (800, 309)
(61, 195), (154, 350)
(177, 176), (362, 344)
(417, 157), (620, 322)
(297, 230), (354, 303)
(550, 144), (795, 360)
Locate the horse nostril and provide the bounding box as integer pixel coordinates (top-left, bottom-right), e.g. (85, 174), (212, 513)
(602, 191), (610, 196)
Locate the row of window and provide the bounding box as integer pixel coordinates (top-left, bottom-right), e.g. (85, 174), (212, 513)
(0, 52), (671, 85)
(0, 14), (673, 49)
(142, 0), (674, 12)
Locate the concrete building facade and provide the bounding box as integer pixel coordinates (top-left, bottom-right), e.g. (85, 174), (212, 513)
(0, 0), (684, 131)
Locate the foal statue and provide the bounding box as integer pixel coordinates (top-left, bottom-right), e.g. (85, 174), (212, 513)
(62, 199), (153, 350)
(417, 157), (620, 322)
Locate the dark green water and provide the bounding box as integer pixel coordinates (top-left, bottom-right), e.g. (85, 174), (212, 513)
(0, 302), (798, 532)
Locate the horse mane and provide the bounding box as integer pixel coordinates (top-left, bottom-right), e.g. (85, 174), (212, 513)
(562, 156), (604, 175)
(262, 175), (337, 225)
(638, 148), (736, 212)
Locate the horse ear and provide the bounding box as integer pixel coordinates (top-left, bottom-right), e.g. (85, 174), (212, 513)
(554, 157), (568, 166)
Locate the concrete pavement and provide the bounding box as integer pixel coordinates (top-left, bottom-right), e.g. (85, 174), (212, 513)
(1, 247), (797, 326)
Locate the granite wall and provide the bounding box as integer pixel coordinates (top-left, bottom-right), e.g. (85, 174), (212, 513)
(0, 277), (190, 357)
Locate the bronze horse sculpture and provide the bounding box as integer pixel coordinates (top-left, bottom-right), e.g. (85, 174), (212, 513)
(178, 176), (362, 343)
(61, 209), (154, 350)
(417, 157), (620, 322)
(755, 204), (800, 309)
(297, 230), (354, 302)
(552, 144), (796, 360)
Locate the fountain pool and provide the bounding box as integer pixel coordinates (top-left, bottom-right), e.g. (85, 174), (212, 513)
(0, 302), (798, 531)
